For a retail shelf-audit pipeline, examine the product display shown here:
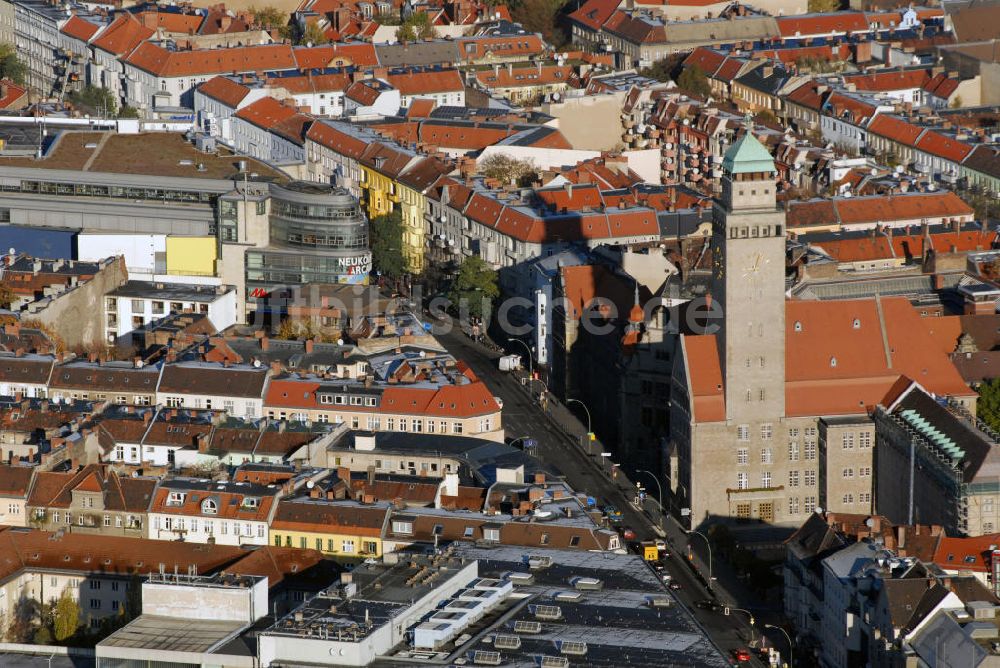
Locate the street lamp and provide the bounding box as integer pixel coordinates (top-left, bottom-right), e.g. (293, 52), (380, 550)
(725, 606), (756, 646)
(506, 337), (533, 379)
(566, 398), (593, 454)
(636, 469), (665, 529)
(686, 529), (713, 590)
(764, 624), (794, 668)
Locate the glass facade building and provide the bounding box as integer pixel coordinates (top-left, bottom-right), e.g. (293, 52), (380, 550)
(246, 181), (371, 295)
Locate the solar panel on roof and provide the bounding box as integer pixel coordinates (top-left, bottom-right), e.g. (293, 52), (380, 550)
(559, 640), (588, 656)
(471, 650), (501, 665)
(513, 620), (542, 634)
(540, 656), (569, 668)
(493, 634), (521, 649)
(533, 604), (562, 620)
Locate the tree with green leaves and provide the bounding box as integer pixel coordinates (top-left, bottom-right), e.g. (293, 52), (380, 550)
(676, 65), (712, 98)
(448, 256), (498, 322)
(396, 11), (436, 42)
(68, 86), (119, 116)
(510, 0), (569, 47)
(300, 21), (328, 45)
(808, 0), (840, 12)
(479, 154), (538, 186)
(0, 43), (26, 85)
(117, 105), (140, 119)
(370, 209), (407, 280)
(979, 378), (1000, 433)
(52, 589), (79, 642)
(250, 5), (294, 40)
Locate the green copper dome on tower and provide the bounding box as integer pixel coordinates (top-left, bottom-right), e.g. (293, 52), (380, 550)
(721, 131), (776, 175)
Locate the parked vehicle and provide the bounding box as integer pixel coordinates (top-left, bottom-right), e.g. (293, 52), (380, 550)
(498, 354), (521, 371)
(733, 648), (752, 663)
(622, 528), (637, 541)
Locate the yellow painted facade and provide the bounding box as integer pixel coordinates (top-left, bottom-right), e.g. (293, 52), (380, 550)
(397, 181), (427, 274)
(271, 527), (383, 560)
(360, 165), (397, 219)
(165, 236), (217, 277)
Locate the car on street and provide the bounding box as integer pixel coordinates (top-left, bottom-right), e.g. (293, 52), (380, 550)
(654, 539), (667, 552)
(668, 582), (682, 590)
(733, 648), (752, 663)
(604, 506), (623, 523)
(693, 600), (716, 610)
(621, 527), (637, 540)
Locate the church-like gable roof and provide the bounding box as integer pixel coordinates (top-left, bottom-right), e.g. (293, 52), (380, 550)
(722, 131), (776, 174)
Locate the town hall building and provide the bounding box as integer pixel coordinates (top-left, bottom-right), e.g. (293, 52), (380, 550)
(669, 129), (978, 529)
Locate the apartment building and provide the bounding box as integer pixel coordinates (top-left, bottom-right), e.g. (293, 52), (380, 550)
(147, 477), (280, 545)
(264, 373), (503, 442)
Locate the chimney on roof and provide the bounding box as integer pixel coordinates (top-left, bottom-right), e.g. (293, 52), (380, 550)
(260, 336), (269, 351)
(305, 338), (314, 353)
(896, 525), (905, 549)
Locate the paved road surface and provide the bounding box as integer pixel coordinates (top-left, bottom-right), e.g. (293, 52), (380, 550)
(434, 317), (775, 665)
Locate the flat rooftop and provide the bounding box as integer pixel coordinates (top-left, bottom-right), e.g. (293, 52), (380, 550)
(428, 544), (732, 668)
(0, 131), (288, 182)
(109, 280), (233, 302)
(99, 615), (246, 654)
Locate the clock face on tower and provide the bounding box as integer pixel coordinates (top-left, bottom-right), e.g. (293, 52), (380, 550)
(742, 252), (770, 280)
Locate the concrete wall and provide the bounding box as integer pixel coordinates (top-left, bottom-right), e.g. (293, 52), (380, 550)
(538, 94), (627, 151)
(142, 577), (268, 623)
(77, 233), (166, 274)
(165, 236), (218, 277)
(27, 256), (129, 350)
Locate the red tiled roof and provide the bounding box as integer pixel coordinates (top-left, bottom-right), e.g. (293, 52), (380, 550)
(776, 12), (870, 38)
(92, 14), (155, 56)
(292, 43), (378, 69)
(568, 0), (618, 32)
(386, 68), (463, 95)
(306, 121), (369, 159)
(197, 76), (253, 108)
(406, 98), (436, 118)
(235, 96), (312, 144)
(345, 80), (383, 106)
(923, 72), (960, 99)
(61, 15), (102, 42)
(933, 534), (1000, 573)
(126, 42), (297, 77)
(835, 192), (973, 226)
(475, 65), (577, 89)
(0, 80), (27, 109)
(135, 10), (203, 34)
(687, 296), (975, 423)
(843, 68), (931, 92)
(813, 227), (995, 263)
(682, 47), (726, 77)
(683, 334), (725, 423)
(867, 114), (924, 147)
(914, 130), (973, 163)
(454, 35), (545, 62)
(266, 71), (352, 96)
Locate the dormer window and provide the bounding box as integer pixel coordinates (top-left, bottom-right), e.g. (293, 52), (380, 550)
(167, 492), (186, 506)
(852, 318), (861, 329)
(830, 357), (838, 367)
(201, 499), (218, 515)
(794, 321), (803, 332)
(242, 497), (260, 510)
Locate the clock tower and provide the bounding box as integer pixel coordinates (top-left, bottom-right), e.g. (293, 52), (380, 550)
(711, 129), (786, 423)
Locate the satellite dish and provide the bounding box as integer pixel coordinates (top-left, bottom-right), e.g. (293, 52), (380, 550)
(419, 351), (426, 358)
(306, 480), (315, 489)
(253, 359), (262, 368)
(815, 506), (824, 514)
(337, 338), (344, 346)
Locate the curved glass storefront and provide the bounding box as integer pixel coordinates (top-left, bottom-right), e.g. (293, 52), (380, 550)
(247, 181), (372, 293)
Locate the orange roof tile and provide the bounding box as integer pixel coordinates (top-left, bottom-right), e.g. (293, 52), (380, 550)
(386, 68), (463, 95)
(867, 114), (924, 147)
(292, 43), (378, 69)
(92, 14), (155, 56)
(61, 15), (102, 42)
(687, 296), (975, 423)
(197, 76), (253, 108)
(776, 12), (870, 37)
(126, 42), (296, 77)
